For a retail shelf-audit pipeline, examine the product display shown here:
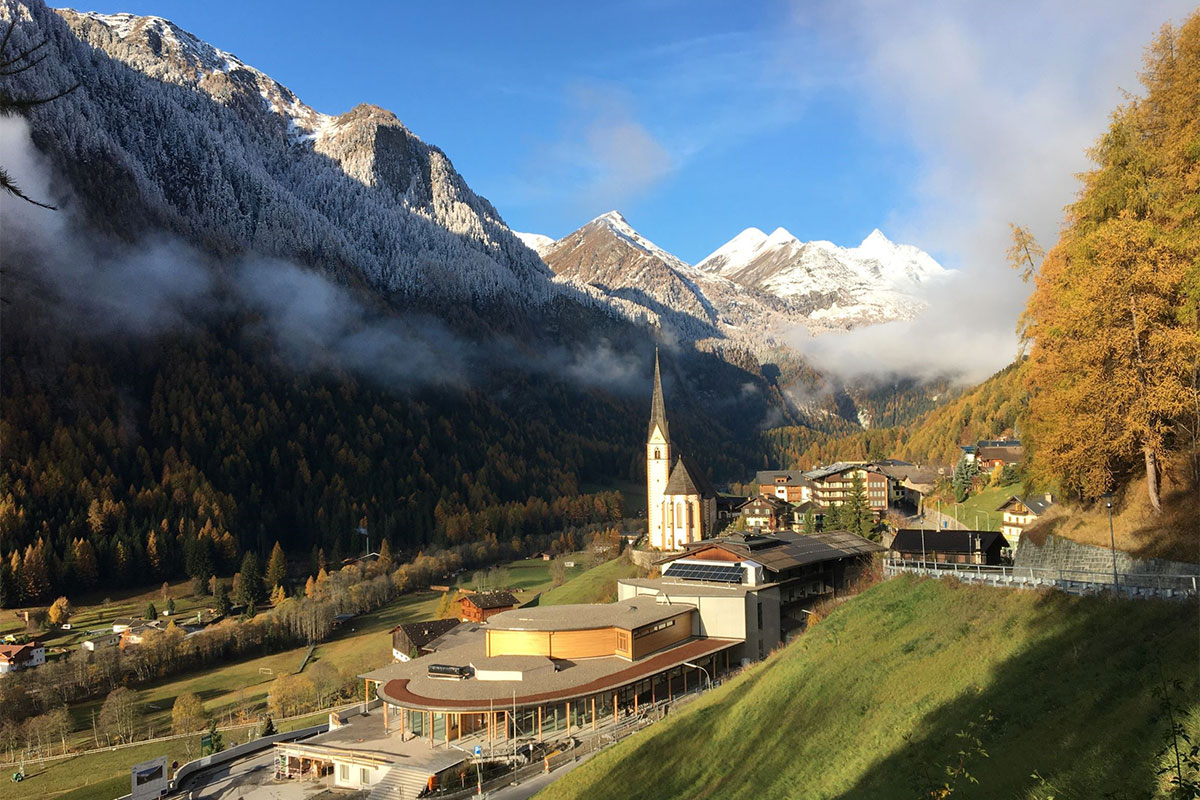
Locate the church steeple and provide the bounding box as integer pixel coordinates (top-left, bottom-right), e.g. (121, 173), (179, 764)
(648, 348), (669, 442)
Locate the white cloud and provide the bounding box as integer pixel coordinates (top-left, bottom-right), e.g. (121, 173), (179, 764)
(512, 84), (673, 219)
(784, 0), (1195, 383)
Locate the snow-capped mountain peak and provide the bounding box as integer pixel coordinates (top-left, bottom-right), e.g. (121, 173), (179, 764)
(515, 232), (556, 257)
(588, 210), (689, 271)
(68, 10), (337, 142)
(696, 224), (951, 326)
(766, 226), (798, 246)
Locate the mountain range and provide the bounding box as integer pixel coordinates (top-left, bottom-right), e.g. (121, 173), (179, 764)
(519, 213), (950, 351)
(4, 1), (953, 433)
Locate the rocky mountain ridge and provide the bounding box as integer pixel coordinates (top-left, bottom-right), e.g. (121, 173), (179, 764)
(523, 213), (951, 351)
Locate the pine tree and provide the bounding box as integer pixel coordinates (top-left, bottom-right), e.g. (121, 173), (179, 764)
(144, 601), (158, 620)
(213, 580), (231, 616)
(22, 539), (50, 601)
(147, 530), (163, 577)
(840, 473), (871, 537)
(72, 539), (99, 589)
(377, 538), (393, 572)
(235, 551), (265, 607)
(265, 541), (287, 590)
(952, 457), (980, 503)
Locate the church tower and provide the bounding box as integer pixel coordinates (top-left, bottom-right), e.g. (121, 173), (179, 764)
(646, 350), (672, 550)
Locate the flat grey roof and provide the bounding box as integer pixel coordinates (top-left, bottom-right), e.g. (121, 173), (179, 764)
(619, 577), (775, 597)
(472, 655), (553, 671)
(485, 598), (692, 632)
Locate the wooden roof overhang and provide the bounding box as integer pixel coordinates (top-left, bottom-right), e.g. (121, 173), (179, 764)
(378, 637), (739, 713)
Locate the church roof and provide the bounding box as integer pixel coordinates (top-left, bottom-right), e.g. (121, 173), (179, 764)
(664, 456), (717, 498)
(648, 350), (669, 441)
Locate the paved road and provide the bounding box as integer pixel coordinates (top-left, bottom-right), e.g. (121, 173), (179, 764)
(178, 750), (317, 800)
(913, 508), (966, 531)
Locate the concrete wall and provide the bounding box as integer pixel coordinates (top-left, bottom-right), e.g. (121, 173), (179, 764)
(1014, 534), (1200, 579)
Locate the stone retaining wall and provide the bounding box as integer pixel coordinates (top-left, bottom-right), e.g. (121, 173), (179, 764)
(1014, 533), (1199, 577)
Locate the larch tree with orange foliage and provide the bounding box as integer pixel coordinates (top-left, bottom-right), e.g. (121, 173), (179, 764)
(1020, 14), (1200, 513)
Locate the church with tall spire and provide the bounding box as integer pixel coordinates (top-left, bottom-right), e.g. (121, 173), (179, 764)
(646, 351), (718, 550)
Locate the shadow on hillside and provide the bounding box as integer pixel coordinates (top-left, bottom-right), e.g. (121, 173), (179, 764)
(835, 585), (1199, 800)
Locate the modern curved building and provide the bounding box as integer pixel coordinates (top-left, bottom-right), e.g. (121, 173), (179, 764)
(363, 597), (738, 746)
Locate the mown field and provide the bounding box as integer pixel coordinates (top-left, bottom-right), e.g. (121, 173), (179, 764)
(537, 576), (1200, 800)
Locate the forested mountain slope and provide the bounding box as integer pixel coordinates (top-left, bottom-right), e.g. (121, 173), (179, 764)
(760, 363), (1019, 470)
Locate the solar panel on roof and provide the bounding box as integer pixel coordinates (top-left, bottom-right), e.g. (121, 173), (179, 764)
(663, 562), (744, 583)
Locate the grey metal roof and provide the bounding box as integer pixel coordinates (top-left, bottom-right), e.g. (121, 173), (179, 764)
(648, 350), (669, 441)
(485, 597), (692, 632)
(662, 529), (884, 574)
(754, 470), (813, 487)
(891, 529), (1009, 554)
(392, 619), (461, 650)
(664, 456), (718, 498)
(463, 591), (519, 610)
(996, 494), (1055, 515)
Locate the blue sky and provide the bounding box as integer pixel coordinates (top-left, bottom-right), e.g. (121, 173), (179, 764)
(74, 0), (923, 263)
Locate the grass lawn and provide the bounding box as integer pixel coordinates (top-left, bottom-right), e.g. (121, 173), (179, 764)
(538, 557), (641, 606)
(537, 576), (1200, 800)
(943, 484), (1014, 531)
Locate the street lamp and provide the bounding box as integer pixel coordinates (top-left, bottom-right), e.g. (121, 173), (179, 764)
(1100, 492), (1118, 588)
(683, 661), (711, 691)
(448, 742), (483, 795)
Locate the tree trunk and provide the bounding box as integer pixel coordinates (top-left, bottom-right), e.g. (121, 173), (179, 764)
(1144, 445), (1162, 514)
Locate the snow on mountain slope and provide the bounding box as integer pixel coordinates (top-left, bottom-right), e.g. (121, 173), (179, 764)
(537, 212), (809, 347)
(698, 227), (951, 325)
(6, 3), (551, 305)
(515, 232), (556, 258)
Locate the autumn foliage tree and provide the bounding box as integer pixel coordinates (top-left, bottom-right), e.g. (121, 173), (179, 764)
(1020, 14), (1200, 512)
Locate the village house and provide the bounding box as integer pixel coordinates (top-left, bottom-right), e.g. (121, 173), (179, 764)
(997, 494), (1055, 546)
(0, 641), (45, 674)
(962, 438), (1022, 468)
(736, 494), (792, 531)
(458, 591), (519, 623)
(805, 462), (892, 514)
(755, 470), (815, 503)
(890, 529), (1010, 566)
(391, 619), (461, 662)
(977, 443), (1024, 470)
(80, 633), (121, 652)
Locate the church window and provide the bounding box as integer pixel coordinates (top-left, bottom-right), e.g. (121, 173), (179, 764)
(654, 448), (660, 459)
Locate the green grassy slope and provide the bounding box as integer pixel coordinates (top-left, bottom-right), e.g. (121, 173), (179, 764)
(538, 577), (1199, 800)
(537, 557), (641, 606)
